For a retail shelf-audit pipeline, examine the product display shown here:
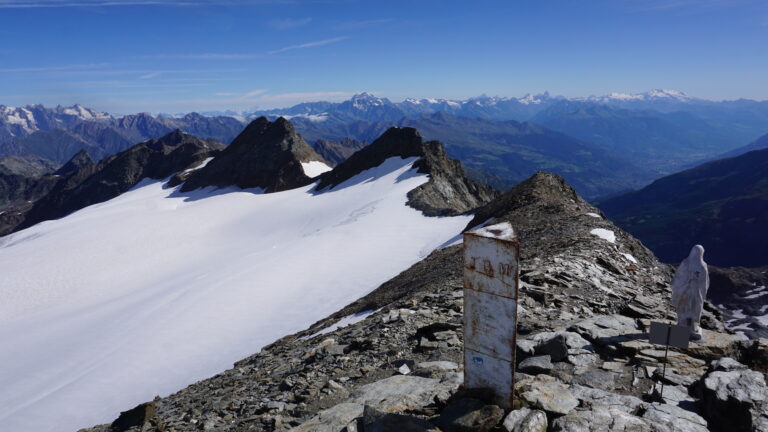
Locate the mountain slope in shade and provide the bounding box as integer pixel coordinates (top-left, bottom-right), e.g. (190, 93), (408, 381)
(0, 152), (474, 432)
(179, 117), (327, 192)
(310, 137), (367, 166)
(717, 132), (768, 159)
(0, 155), (60, 209)
(600, 148), (768, 267)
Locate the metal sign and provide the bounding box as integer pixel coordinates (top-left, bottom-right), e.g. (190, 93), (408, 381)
(463, 222), (520, 410)
(649, 322), (690, 349)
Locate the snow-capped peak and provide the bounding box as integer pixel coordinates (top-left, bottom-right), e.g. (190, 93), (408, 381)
(592, 89), (693, 102)
(350, 92), (389, 109)
(57, 104), (111, 121)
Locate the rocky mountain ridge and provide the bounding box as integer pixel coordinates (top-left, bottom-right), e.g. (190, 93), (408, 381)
(178, 117), (326, 193)
(0, 129), (223, 236)
(315, 126), (498, 217)
(80, 171), (768, 432)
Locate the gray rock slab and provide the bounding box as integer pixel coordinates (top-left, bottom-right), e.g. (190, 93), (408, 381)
(569, 385), (643, 414)
(641, 402), (708, 432)
(551, 405), (650, 432)
(518, 355), (553, 375)
(517, 375), (578, 415)
(502, 407), (547, 432)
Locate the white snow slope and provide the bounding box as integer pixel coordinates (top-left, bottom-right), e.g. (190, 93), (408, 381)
(0, 156), (472, 432)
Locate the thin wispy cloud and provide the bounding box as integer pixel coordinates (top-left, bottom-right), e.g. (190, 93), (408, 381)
(626, 0), (755, 12)
(97, 90), (353, 113)
(139, 71), (162, 79)
(268, 17), (312, 30)
(145, 52), (264, 60)
(0, 0), (301, 7)
(267, 36), (347, 55)
(333, 18), (393, 30)
(0, 62), (110, 73)
(0, 0), (197, 8)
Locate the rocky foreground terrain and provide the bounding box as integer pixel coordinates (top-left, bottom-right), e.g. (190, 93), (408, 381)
(80, 171), (768, 432)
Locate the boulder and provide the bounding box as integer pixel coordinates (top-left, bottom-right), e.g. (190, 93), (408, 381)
(569, 385), (643, 414)
(518, 355), (553, 375)
(641, 402), (708, 432)
(349, 375), (456, 412)
(516, 375), (578, 415)
(701, 369), (768, 432)
(502, 407), (547, 432)
(551, 405), (650, 431)
(434, 398), (504, 432)
(289, 402), (364, 432)
(569, 315), (640, 343)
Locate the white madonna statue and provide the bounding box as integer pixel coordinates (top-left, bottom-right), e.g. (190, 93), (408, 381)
(671, 245), (709, 340)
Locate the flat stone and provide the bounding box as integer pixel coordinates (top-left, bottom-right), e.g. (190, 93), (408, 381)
(638, 349), (707, 377)
(415, 361), (459, 372)
(710, 357), (747, 372)
(289, 402), (364, 432)
(551, 405), (650, 432)
(518, 355), (553, 375)
(350, 375), (456, 412)
(658, 384), (696, 410)
(683, 330), (740, 362)
(569, 315), (640, 343)
(641, 402), (708, 432)
(362, 405), (435, 432)
(569, 385), (643, 414)
(571, 369), (617, 392)
(517, 375), (578, 415)
(601, 361), (626, 372)
(502, 407), (547, 432)
(434, 398), (504, 432)
(518, 331), (593, 361)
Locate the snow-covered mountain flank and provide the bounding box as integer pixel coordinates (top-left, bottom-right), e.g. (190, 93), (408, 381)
(0, 119), (495, 432)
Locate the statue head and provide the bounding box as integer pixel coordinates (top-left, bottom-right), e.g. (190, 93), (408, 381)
(689, 244), (705, 261)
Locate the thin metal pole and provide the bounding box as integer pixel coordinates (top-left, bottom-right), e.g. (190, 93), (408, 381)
(660, 326), (670, 399)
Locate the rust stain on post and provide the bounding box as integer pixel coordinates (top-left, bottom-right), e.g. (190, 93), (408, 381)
(463, 221), (520, 410)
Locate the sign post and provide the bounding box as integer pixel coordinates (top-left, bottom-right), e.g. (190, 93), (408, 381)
(648, 321), (690, 399)
(463, 222), (520, 410)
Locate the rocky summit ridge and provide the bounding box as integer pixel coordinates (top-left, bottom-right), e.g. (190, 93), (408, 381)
(81, 170), (768, 432)
(0, 129), (223, 235)
(177, 117), (327, 193)
(316, 126), (498, 216)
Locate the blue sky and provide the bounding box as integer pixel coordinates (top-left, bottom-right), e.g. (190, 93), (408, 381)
(0, 0), (766, 114)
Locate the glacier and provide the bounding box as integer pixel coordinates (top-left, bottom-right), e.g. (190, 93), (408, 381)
(0, 156), (472, 432)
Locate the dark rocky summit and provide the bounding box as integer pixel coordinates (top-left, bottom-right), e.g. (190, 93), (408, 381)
(179, 117), (327, 193)
(0, 129), (222, 235)
(316, 126), (499, 216)
(54, 149), (95, 176)
(80, 171), (768, 432)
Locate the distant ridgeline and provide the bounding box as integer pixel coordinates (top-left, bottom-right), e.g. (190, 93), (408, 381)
(3, 92), (768, 201)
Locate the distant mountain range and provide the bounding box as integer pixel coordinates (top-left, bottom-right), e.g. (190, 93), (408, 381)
(600, 145), (768, 267)
(1, 90), (767, 200)
(0, 107), (243, 164)
(291, 112), (655, 199)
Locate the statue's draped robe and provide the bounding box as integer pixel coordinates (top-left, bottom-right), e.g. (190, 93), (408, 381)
(671, 245), (709, 335)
